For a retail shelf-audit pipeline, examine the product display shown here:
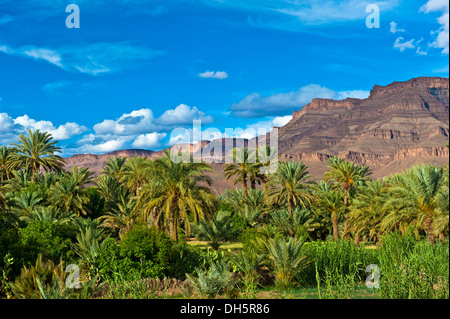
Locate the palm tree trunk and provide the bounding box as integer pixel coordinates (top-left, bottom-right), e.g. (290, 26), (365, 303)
(424, 217), (435, 245)
(343, 188), (349, 206)
(332, 212), (339, 241)
(288, 198), (294, 216)
(242, 177), (249, 199)
(169, 208), (177, 241)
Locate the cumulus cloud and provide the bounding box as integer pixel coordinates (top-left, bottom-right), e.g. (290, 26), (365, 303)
(228, 84), (370, 118)
(132, 132), (167, 148)
(65, 104), (214, 154)
(94, 109), (155, 136)
(420, 0), (449, 54)
(157, 104), (213, 126)
(199, 70), (229, 79)
(0, 112), (87, 145)
(67, 134), (134, 154)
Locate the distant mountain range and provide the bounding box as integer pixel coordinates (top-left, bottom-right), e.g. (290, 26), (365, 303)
(64, 76), (449, 194)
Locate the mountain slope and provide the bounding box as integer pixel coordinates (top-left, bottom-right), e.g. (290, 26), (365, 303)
(64, 76), (449, 192)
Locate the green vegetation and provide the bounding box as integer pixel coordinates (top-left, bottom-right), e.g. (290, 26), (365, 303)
(0, 130), (448, 299)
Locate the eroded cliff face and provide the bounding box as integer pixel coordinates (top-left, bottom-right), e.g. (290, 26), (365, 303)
(277, 76), (449, 175)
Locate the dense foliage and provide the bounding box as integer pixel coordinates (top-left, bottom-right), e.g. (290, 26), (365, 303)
(0, 130), (448, 299)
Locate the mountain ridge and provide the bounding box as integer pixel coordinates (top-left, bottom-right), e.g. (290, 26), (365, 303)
(63, 76), (449, 193)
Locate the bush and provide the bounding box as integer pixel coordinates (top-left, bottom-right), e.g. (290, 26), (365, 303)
(97, 225), (202, 281)
(2, 220), (76, 278)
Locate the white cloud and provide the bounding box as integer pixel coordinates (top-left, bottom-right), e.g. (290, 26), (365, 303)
(13, 115), (87, 140)
(420, 0), (449, 54)
(94, 104), (213, 136)
(199, 70), (229, 79)
(272, 115), (293, 127)
(229, 84), (370, 118)
(157, 104), (213, 126)
(0, 113), (14, 134)
(0, 112), (87, 144)
(393, 37), (416, 52)
(0, 41), (165, 76)
(94, 109), (155, 136)
(132, 132), (167, 148)
(390, 21), (405, 33)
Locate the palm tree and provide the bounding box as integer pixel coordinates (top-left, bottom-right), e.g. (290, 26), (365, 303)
(265, 236), (312, 289)
(256, 146), (279, 192)
(316, 181), (345, 241)
(138, 152), (216, 241)
(122, 156), (152, 197)
(98, 194), (136, 237)
(12, 190), (43, 217)
(224, 148), (258, 199)
(264, 161), (316, 216)
(9, 130), (64, 174)
(21, 207), (75, 225)
(269, 207), (322, 238)
(323, 156), (371, 238)
(101, 156), (128, 181)
(231, 247), (264, 297)
(323, 156), (372, 206)
(48, 167), (94, 217)
(381, 164), (447, 244)
(191, 210), (239, 250)
(0, 145), (16, 182)
(346, 180), (387, 246)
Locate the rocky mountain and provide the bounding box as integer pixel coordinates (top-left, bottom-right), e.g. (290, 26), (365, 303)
(63, 76), (449, 193)
(274, 76), (449, 179)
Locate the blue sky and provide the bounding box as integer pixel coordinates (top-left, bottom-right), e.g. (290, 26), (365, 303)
(0, 0), (448, 156)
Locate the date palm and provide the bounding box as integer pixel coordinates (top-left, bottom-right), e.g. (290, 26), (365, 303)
(48, 167), (94, 217)
(224, 148), (257, 199)
(323, 156), (372, 206)
(139, 152), (216, 241)
(382, 164), (447, 244)
(0, 145), (16, 182)
(101, 156), (128, 182)
(323, 157), (371, 238)
(265, 236), (312, 289)
(346, 180), (387, 246)
(122, 156), (153, 197)
(9, 130), (64, 174)
(98, 194), (136, 237)
(316, 181), (345, 241)
(265, 161), (316, 215)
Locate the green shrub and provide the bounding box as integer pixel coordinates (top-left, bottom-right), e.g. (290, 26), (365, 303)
(16, 220), (74, 268)
(97, 225), (202, 281)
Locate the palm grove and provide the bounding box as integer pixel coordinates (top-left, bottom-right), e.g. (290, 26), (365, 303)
(0, 130), (448, 299)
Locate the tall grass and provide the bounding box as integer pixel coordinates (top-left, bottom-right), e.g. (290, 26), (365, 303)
(377, 231), (449, 299)
(301, 240), (378, 286)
